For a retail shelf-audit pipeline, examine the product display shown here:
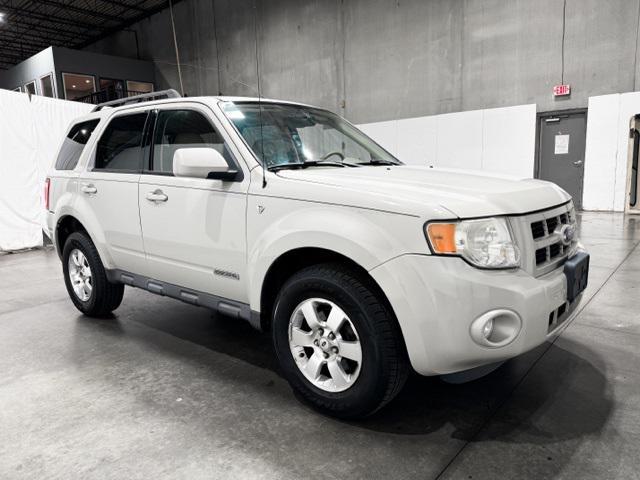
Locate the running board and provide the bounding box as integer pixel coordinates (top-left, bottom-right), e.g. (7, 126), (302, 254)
(106, 269), (260, 330)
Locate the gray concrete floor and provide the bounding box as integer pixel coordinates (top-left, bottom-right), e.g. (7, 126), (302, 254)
(0, 211), (639, 480)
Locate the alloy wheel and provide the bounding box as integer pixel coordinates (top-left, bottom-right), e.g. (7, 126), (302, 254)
(288, 297), (362, 392)
(68, 248), (93, 302)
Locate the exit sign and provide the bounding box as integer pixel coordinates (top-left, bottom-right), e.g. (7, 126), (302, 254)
(553, 84), (571, 96)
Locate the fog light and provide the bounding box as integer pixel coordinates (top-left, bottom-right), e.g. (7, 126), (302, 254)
(470, 309), (521, 348)
(482, 318), (494, 339)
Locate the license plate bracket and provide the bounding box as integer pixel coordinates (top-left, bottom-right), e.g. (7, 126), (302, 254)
(564, 251), (590, 302)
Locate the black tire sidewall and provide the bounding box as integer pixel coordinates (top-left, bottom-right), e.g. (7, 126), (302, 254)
(62, 232), (101, 314)
(272, 268), (391, 417)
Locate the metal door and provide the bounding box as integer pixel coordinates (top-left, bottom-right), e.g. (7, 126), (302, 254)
(538, 112), (587, 209)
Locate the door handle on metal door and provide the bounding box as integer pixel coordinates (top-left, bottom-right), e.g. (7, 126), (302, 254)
(81, 184), (97, 194)
(146, 190), (168, 203)
(573, 160), (583, 167)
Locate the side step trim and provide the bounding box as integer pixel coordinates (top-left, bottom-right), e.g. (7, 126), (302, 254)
(106, 269), (259, 328)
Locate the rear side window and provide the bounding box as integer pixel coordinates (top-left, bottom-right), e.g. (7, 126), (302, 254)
(151, 109), (232, 174)
(54, 119), (100, 170)
(95, 112), (148, 171)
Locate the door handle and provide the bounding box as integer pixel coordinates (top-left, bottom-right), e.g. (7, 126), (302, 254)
(146, 190), (168, 203)
(81, 184), (97, 194)
(573, 160), (583, 167)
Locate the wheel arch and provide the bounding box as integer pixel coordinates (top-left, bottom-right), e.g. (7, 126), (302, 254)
(55, 215), (90, 258)
(257, 247), (402, 339)
(55, 214), (109, 265)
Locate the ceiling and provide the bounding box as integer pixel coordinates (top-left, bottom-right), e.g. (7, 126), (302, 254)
(0, 0), (173, 69)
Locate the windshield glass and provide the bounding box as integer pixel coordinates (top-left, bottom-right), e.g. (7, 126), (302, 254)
(221, 101), (401, 169)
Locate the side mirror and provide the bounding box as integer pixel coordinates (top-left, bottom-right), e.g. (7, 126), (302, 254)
(173, 147), (238, 180)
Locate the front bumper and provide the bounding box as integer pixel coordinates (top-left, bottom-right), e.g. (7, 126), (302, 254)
(369, 254), (583, 376)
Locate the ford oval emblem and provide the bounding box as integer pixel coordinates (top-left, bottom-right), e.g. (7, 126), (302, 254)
(556, 224), (576, 246)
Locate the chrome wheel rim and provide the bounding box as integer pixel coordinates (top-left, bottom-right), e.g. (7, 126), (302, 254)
(288, 298), (362, 393)
(68, 248), (92, 302)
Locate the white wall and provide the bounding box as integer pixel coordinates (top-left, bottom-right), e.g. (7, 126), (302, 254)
(583, 92), (640, 211)
(359, 104), (537, 178)
(359, 95), (640, 212)
(0, 89), (92, 251)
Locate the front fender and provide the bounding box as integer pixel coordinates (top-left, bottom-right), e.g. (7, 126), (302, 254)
(246, 197), (427, 312)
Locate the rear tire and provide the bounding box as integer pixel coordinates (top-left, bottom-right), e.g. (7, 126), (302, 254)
(62, 232), (124, 317)
(272, 263), (409, 419)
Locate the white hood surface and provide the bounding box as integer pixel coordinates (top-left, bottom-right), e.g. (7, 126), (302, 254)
(275, 165), (571, 218)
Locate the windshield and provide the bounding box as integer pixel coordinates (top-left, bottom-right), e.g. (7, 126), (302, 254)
(221, 101), (401, 169)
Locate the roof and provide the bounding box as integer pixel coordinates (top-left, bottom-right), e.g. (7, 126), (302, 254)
(71, 94), (317, 124)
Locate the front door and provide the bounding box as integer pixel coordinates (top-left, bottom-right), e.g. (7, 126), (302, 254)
(138, 105), (249, 303)
(538, 111), (587, 209)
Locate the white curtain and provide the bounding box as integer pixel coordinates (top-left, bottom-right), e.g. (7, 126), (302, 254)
(0, 89), (92, 251)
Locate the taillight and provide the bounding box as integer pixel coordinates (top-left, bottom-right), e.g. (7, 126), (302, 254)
(44, 178), (51, 211)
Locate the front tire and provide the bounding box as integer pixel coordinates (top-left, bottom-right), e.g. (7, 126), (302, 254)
(62, 232), (124, 317)
(272, 263), (409, 419)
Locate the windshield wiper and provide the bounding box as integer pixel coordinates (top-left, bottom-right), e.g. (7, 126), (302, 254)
(268, 160), (356, 172)
(358, 159), (399, 166)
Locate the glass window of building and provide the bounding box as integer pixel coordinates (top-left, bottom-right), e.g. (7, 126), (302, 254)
(62, 73), (96, 101)
(24, 81), (36, 95)
(100, 78), (125, 92)
(126, 80), (154, 96)
(98, 78), (126, 102)
(40, 74), (55, 98)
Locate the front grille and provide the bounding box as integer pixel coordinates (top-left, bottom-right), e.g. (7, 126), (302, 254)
(535, 242), (566, 266)
(557, 303), (566, 317)
(515, 202), (578, 276)
(531, 221), (545, 239)
(548, 302), (569, 333)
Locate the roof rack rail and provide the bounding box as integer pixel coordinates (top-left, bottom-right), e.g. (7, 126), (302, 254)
(92, 89), (182, 112)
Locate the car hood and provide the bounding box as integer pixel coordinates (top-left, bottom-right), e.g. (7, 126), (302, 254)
(274, 165), (571, 218)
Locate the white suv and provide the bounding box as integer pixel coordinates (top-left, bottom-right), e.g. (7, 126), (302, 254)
(45, 91), (590, 418)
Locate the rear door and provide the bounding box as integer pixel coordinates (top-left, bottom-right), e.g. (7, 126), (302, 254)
(77, 110), (149, 273)
(138, 104), (249, 302)
(48, 119), (100, 235)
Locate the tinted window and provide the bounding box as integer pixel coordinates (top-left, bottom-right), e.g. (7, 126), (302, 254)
(95, 113), (147, 171)
(151, 110), (231, 173)
(54, 119), (100, 170)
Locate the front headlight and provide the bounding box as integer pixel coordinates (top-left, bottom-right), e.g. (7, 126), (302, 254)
(425, 217), (520, 269)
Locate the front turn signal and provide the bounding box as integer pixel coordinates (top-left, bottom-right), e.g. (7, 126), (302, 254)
(426, 223), (457, 254)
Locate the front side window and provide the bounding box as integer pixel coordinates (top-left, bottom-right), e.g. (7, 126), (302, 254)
(151, 109), (231, 174)
(95, 113), (148, 171)
(55, 119), (100, 170)
(221, 102), (400, 169)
